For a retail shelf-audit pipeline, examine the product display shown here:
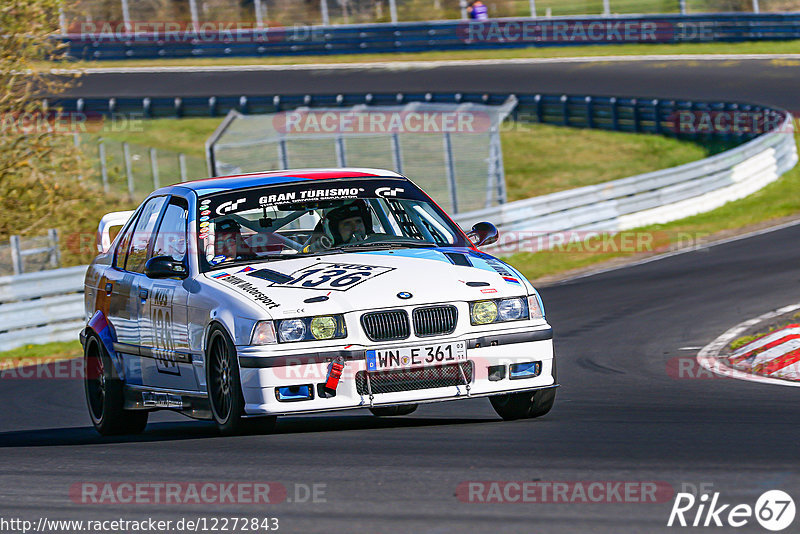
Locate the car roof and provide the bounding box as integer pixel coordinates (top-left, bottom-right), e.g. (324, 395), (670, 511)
(170, 168), (406, 196)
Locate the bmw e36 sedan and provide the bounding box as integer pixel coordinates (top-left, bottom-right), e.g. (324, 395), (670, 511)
(81, 168), (556, 435)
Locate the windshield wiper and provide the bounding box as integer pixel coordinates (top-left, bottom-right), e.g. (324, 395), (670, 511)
(339, 241), (437, 251)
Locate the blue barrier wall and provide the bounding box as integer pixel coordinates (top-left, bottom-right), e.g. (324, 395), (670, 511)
(50, 91), (786, 143)
(63, 13), (800, 61)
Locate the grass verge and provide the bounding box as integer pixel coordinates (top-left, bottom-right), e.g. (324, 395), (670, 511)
(507, 132), (800, 282)
(728, 312), (800, 351)
(0, 341), (83, 367)
(47, 40), (800, 70)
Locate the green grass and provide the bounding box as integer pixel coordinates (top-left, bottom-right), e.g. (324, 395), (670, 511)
(95, 117), (222, 158)
(506, 131), (800, 281)
(0, 341), (83, 365)
(46, 40), (800, 70)
(502, 123), (718, 200)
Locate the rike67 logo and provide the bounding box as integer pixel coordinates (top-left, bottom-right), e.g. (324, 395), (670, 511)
(668, 490), (795, 531)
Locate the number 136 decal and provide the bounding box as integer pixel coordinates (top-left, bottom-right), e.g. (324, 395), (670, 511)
(276, 263), (394, 291)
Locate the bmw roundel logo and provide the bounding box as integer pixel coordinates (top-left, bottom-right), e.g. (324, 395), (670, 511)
(397, 292), (413, 299)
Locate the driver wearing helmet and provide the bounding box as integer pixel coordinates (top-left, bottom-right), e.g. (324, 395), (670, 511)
(305, 200), (373, 252)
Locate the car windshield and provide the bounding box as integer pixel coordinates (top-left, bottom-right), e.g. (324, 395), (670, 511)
(197, 178), (469, 271)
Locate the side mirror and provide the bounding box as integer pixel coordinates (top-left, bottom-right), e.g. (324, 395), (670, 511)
(144, 255), (188, 279)
(467, 221), (499, 247)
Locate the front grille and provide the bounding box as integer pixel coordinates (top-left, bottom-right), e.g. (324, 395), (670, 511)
(356, 362), (473, 395)
(413, 305), (457, 337)
(361, 310), (410, 341)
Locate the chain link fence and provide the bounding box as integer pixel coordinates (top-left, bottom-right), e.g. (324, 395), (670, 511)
(75, 134), (208, 201)
(60, 0), (794, 33)
(207, 98), (517, 214)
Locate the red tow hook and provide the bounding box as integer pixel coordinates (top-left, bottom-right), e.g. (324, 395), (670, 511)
(323, 357), (345, 397)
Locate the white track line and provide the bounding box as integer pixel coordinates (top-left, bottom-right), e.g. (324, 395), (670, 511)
(50, 53), (800, 75)
(697, 303), (800, 387)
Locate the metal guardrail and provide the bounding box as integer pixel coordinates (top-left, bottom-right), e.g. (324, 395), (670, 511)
(62, 13), (800, 60)
(0, 266), (87, 351)
(453, 113), (798, 252)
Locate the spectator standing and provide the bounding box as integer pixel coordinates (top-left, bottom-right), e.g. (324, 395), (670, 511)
(467, 0), (489, 20)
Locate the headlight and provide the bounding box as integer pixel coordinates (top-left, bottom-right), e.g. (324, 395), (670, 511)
(471, 300), (498, 325)
(470, 298), (528, 325)
(528, 294), (544, 319)
(498, 298), (525, 321)
(278, 319), (306, 342)
(310, 316), (337, 340)
(251, 321), (277, 345)
(273, 315), (347, 343)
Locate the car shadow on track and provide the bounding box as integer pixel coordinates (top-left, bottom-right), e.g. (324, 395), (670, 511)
(0, 415), (500, 447)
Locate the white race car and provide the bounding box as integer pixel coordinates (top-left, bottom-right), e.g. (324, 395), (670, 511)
(81, 168), (557, 435)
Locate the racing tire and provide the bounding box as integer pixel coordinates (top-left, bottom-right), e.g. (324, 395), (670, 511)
(369, 404), (418, 417)
(206, 326), (277, 436)
(489, 358), (557, 421)
(84, 334), (149, 436)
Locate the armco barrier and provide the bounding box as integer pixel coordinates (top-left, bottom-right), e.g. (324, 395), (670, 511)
(0, 266), (87, 351)
(62, 13), (800, 60)
(453, 113), (797, 252)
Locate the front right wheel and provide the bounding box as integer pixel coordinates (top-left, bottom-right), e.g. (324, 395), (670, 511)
(490, 359), (557, 421)
(206, 326), (277, 436)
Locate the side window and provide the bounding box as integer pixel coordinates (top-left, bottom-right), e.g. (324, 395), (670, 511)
(152, 198), (188, 263)
(125, 196), (168, 273)
(113, 214), (139, 269)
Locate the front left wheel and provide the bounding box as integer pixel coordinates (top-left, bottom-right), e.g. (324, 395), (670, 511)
(84, 334), (148, 436)
(206, 326), (277, 436)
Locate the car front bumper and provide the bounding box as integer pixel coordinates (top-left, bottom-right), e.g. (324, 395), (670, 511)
(237, 326), (556, 416)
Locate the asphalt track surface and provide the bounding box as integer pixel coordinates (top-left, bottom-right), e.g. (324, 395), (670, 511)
(65, 57), (800, 110)
(3, 58), (800, 533)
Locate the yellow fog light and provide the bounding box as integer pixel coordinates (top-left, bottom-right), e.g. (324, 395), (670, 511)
(310, 316), (337, 340)
(471, 300), (498, 325)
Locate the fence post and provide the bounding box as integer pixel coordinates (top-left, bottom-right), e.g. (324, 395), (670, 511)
(150, 147), (160, 189)
(48, 228), (60, 269)
(610, 97), (619, 130)
(179, 153), (188, 182)
(98, 140), (109, 193)
(529, 0), (536, 17)
(123, 142), (135, 199)
(9, 236), (23, 275)
(335, 136), (347, 167)
(391, 133), (403, 174)
(459, 0), (467, 19)
(189, 0), (200, 31)
(73, 133), (84, 182)
(603, 0), (610, 16)
(321, 0), (330, 26)
(585, 96), (594, 129)
(632, 99), (640, 132)
(389, 0), (398, 23)
(443, 133), (458, 214)
(278, 139), (289, 169)
(752, 0), (759, 13)
(254, 0), (264, 27)
(561, 94), (569, 126)
(679, 0), (686, 15)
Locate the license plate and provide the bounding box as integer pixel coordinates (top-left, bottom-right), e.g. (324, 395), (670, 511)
(366, 341), (467, 372)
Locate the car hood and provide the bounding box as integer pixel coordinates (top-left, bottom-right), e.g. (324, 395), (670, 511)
(202, 248), (532, 317)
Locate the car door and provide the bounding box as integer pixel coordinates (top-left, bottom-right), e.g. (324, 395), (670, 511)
(137, 196), (198, 391)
